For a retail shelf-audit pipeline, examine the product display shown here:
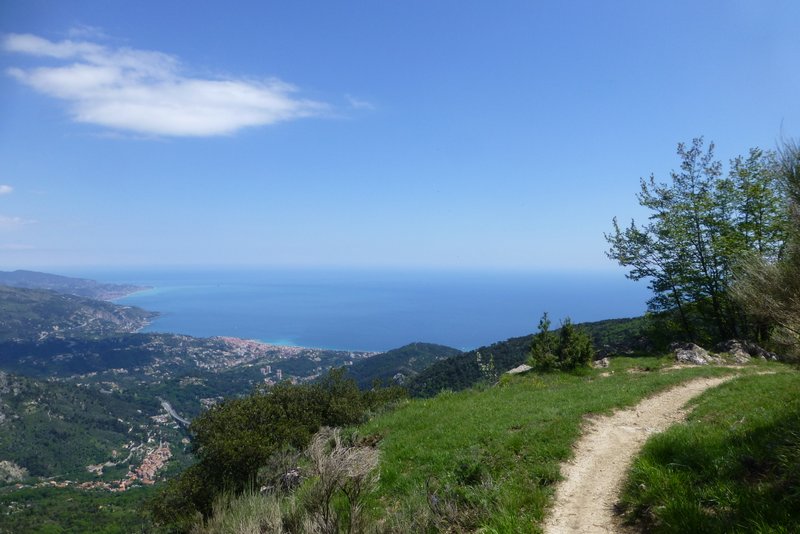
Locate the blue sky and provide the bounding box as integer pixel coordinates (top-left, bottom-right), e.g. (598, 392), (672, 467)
(0, 1), (798, 271)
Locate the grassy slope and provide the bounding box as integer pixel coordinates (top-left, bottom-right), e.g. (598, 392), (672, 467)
(618, 371), (800, 533)
(359, 358), (791, 532)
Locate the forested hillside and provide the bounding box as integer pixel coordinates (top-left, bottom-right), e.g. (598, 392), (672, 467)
(344, 342), (461, 388)
(0, 285), (155, 341)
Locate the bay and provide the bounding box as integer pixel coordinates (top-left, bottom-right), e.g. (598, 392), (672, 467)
(92, 268), (650, 352)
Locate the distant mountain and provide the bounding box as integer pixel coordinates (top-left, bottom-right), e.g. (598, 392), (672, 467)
(406, 316), (650, 397)
(345, 342), (462, 388)
(0, 270), (149, 300)
(0, 285), (156, 342)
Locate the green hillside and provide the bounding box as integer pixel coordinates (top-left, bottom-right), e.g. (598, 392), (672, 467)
(345, 342), (462, 388)
(0, 269), (149, 300)
(184, 357), (797, 533)
(0, 370), (188, 480)
(406, 316), (649, 397)
(0, 285), (156, 341)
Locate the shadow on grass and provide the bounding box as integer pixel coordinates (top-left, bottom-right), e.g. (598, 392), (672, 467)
(618, 373), (800, 533)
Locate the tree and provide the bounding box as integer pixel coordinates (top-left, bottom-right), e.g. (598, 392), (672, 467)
(529, 312), (557, 371)
(529, 313), (594, 371)
(733, 140), (800, 357)
(606, 138), (788, 342)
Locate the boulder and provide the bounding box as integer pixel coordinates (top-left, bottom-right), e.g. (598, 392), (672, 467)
(671, 343), (721, 365)
(714, 340), (752, 364)
(715, 339), (780, 362)
(505, 364), (533, 375)
(593, 357), (611, 368)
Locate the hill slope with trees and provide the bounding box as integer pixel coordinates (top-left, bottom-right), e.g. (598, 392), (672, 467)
(344, 342), (461, 388)
(0, 285), (156, 341)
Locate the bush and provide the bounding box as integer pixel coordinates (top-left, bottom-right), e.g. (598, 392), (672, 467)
(149, 369), (403, 530)
(191, 427), (381, 534)
(529, 313), (594, 371)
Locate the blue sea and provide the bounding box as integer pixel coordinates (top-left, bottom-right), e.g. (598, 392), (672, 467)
(88, 269), (649, 352)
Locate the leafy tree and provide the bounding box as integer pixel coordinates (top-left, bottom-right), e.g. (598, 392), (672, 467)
(733, 140), (800, 357)
(606, 138), (788, 342)
(529, 313), (594, 371)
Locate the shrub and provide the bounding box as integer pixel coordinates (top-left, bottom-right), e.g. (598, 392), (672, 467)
(529, 313), (594, 371)
(149, 368), (403, 530)
(191, 427), (381, 534)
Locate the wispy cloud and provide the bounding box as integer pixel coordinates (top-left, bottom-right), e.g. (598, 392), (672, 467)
(0, 185), (12, 195)
(0, 215), (34, 229)
(0, 243), (34, 251)
(3, 33), (328, 137)
(345, 94), (376, 111)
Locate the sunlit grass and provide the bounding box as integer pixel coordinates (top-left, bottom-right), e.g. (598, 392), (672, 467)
(618, 371), (800, 533)
(359, 359), (783, 532)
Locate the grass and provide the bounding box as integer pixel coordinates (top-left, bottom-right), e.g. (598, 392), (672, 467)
(358, 357), (784, 532)
(617, 371), (800, 533)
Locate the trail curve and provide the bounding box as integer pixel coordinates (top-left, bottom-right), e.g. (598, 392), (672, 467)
(543, 375), (734, 534)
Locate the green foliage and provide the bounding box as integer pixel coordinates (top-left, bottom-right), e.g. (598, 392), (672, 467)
(149, 369), (403, 529)
(529, 313), (557, 371)
(733, 141), (800, 358)
(606, 138), (788, 343)
(193, 427), (381, 534)
(529, 313), (594, 371)
(344, 342), (462, 389)
(618, 372), (800, 533)
(0, 371), (168, 479)
(407, 316), (650, 397)
(0, 486), (161, 534)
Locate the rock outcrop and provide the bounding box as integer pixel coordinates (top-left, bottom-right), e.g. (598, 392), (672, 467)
(505, 364), (533, 375)
(672, 340), (782, 365)
(671, 343), (723, 365)
(715, 339), (781, 362)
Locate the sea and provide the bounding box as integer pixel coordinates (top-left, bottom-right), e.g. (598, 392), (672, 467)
(86, 268), (650, 353)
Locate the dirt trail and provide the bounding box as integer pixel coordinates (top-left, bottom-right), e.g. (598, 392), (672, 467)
(543, 375), (734, 534)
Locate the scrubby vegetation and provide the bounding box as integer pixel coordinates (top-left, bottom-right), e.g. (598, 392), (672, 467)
(149, 369), (405, 531)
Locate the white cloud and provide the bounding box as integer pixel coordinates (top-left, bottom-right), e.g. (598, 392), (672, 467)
(0, 215), (34, 229)
(3, 33), (328, 137)
(345, 94), (376, 110)
(0, 185), (12, 195)
(0, 243), (34, 250)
